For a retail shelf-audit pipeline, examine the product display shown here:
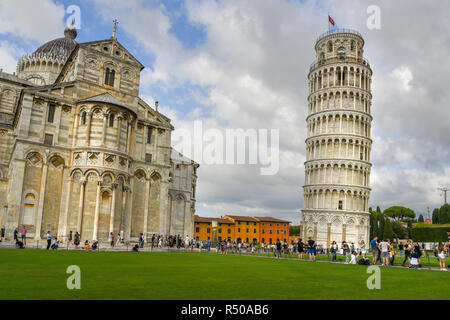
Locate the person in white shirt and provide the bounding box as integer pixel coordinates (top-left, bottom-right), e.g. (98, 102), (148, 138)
(379, 239), (390, 266)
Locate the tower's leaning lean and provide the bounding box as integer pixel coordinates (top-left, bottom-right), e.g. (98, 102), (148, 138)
(301, 28), (373, 248)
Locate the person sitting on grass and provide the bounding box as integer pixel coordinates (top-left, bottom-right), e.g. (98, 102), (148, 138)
(91, 241), (98, 250)
(15, 239), (25, 249)
(132, 244), (139, 252)
(51, 238), (59, 250)
(84, 240), (90, 250)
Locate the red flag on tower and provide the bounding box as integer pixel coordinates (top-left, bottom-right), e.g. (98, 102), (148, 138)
(328, 15), (335, 26)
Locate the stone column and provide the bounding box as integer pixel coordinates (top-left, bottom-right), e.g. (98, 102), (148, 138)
(77, 178), (86, 234)
(153, 128), (159, 163)
(126, 121), (132, 153)
(58, 171), (72, 240)
(35, 163), (48, 239)
(143, 178), (150, 236)
(72, 113), (79, 147)
(54, 105), (62, 144)
(85, 111), (92, 146)
(102, 112), (108, 145)
(125, 178), (134, 240)
(342, 224), (347, 242)
(120, 185), (127, 234)
(355, 224), (360, 244)
(313, 222), (318, 242)
(159, 180), (169, 235)
(5, 159), (26, 237)
(109, 183), (117, 234)
(92, 180), (102, 241)
(327, 222), (331, 248)
(116, 116), (122, 149)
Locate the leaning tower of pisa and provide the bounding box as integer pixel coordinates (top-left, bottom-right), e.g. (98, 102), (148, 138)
(301, 29), (373, 248)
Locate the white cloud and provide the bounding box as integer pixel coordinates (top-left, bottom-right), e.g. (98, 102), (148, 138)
(0, 0), (65, 43)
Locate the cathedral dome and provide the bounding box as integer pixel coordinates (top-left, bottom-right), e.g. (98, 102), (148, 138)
(33, 25), (78, 59)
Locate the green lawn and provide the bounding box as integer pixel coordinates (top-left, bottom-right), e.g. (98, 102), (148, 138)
(0, 249), (449, 300)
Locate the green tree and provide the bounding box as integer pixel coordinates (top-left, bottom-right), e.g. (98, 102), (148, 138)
(289, 225), (300, 236)
(432, 208), (440, 224)
(376, 206), (381, 213)
(377, 213), (385, 239)
(392, 221), (408, 239)
(439, 204), (450, 224)
(383, 219), (394, 240)
(384, 206), (416, 221)
(418, 214), (424, 223)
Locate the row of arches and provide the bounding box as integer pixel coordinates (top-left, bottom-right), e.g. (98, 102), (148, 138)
(307, 113), (371, 138)
(306, 137), (371, 162)
(308, 90), (371, 115)
(305, 163), (371, 187)
(18, 53), (66, 74)
(303, 188), (370, 212)
(309, 65), (371, 93)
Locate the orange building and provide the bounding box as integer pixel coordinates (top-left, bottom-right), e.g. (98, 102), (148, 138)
(255, 217), (290, 244)
(194, 215), (291, 244)
(224, 215), (260, 244)
(194, 215), (234, 242)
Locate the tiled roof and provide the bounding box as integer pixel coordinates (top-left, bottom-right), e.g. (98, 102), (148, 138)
(224, 215), (259, 222)
(255, 217), (291, 223)
(194, 215), (233, 224)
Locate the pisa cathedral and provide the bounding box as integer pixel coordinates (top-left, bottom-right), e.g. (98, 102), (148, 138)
(0, 25), (198, 242)
(301, 29), (372, 247)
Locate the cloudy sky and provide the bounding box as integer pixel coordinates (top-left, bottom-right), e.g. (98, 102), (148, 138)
(1, 0), (449, 223)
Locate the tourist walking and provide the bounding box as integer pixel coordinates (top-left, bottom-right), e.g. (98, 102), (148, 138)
(109, 232), (114, 247)
(402, 240), (412, 266)
(0, 225), (5, 242)
(436, 242), (447, 271)
(21, 226), (27, 244)
(74, 232), (80, 249)
(389, 240), (396, 266)
(116, 233), (122, 246)
(13, 228), (18, 242)
(141, 233), (145, 248)
(307, 237), (316, 261)
(46, 231), (52, 250)
(330, 241), (338, 262)
(370, 236), (379, 265)
(398, 242), (404, 257)
(276, 239), (282, 258)
(297, 238), (304, 260)
(343, 241), (350, 264)
(68, 230), (73, 246)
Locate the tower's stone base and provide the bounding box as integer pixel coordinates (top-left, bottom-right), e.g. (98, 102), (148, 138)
(301, 209), (370, 249)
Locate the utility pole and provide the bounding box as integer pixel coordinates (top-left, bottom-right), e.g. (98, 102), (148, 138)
(426, 207), (430, 220)
(438, 187), (449, 204)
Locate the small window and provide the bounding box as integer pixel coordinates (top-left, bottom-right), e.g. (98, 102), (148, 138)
(109, 114), (115, 127)
(44, 134), (53, 146)
(206, 228), (210, 233)
(238, 228), (240, 232)
(227, 229), (231, 234)
(195, 227), (199, 233)
(147, 127), (152, 144)
(47, 104), (55, 123)
(246, 228), (249, 232)
(338, 200), (343, 210)
(253, 229), (256, 233)
(218, 229), (222, 234)
(360, 153), (363, 160)
(145, 154), (152, 163)
(262, 230), (265, 234)
(104, 67), (115, 86)
(81, 112), (87, 125)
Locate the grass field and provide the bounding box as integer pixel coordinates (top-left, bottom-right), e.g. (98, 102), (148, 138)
(0, 249), (449, 300)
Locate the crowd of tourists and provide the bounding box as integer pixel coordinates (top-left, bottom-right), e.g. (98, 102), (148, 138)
(2, 225), (449, 271)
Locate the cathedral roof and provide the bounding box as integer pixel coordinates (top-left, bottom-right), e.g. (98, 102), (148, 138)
(171, 148), (196, 165)
(78, 93), (136, 116)
(33, 25), (78, 59)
